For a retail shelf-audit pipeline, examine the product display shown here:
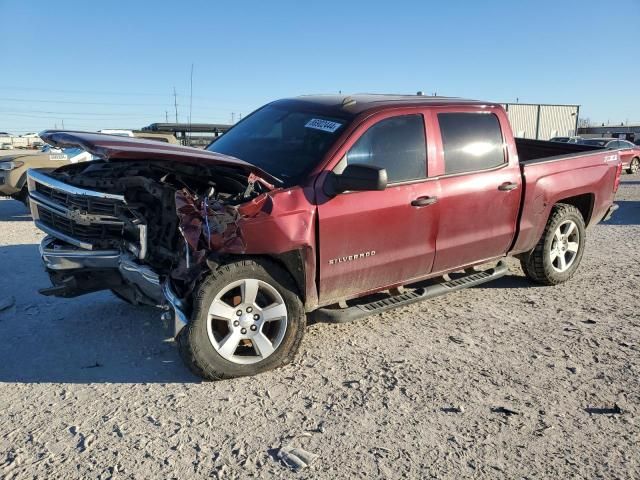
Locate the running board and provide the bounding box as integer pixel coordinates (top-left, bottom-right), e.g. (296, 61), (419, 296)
(312, 261), (508, 324)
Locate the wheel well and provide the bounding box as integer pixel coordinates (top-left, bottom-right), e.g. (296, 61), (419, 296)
(555, 193), (594, 225)
(215, 251), (307, 303)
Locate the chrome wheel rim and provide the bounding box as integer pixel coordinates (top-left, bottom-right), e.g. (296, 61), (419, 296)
(550, 220), (580, 273)
(206, 278), (288, 365)
(631, 159), (639, 174)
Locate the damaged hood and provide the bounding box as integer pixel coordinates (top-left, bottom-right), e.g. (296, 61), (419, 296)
(39, 130), (281, 185)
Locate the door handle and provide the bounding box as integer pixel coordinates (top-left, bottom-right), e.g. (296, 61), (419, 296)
(498, 182), (518, 191)
(411, 196), (438, 207)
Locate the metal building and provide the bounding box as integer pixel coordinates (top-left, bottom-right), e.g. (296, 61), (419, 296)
(500, 103), (580, 140)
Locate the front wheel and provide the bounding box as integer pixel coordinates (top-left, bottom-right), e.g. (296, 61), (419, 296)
(178, 259), (306, 380)
(627, 157), (639, 174)
(520, 204), (586, 285)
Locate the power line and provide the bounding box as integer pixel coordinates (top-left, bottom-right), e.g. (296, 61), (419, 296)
(0, 85), (250, 103)
(0, 86), (173, 97)
(0, 97), (170, 107)
(0, 111), (160, 119)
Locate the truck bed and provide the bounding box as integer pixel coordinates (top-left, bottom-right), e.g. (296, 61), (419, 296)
(512, 141), (619, 255)
(515, 138), (603, 164)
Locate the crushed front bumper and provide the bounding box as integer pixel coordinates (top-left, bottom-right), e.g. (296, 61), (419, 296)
(39, 236), (188, 336)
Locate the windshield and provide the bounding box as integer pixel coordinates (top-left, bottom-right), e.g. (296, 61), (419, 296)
(206, 104), (349, 185)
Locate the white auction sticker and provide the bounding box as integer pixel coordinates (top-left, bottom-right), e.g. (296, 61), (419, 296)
(305, 118), (343, 133)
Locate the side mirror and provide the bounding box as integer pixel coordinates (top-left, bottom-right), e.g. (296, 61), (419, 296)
(324, 163), (388, 197)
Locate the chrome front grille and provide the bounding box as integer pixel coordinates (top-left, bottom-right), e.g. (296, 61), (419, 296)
(35, 182), (122, 216)
(27, 169), (129, 250)
(37, 207), (124, 244)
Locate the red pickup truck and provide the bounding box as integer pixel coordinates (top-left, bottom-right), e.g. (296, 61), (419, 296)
(27, 95), (621, 380)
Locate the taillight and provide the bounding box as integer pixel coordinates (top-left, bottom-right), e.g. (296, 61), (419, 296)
(613, 161), (622, 193)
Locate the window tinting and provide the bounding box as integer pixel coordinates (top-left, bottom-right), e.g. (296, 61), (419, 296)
(346, 115), (426, 183)
(207, 104), (349, 185)
(438, 113), (506, 174)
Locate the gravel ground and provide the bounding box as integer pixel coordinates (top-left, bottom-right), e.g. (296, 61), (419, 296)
(0, 177), (639, 479)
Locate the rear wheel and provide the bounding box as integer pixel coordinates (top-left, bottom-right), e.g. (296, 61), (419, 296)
(627, 157), (639, 174)
(178, 259), (306, 380)
(520, 204), (586, 285)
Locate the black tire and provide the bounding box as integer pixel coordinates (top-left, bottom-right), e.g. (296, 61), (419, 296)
(178, 258), (306, 380)
(520, 203), (586, 286)
(627, 157), (639, 175)
(12, 186), (29, 208)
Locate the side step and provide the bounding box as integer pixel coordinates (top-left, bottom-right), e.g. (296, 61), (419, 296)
(312, 260), (508, 324)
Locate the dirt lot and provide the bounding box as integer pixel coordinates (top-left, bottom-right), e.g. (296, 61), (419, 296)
(0, 177), (639, 479)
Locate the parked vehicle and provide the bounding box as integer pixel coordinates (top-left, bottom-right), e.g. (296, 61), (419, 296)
(0, 147), (94, 204)
(27, 95), (621, 380)
(549, 136), (582, 144)
(0, 143), (14, 150)
(578, 138), (640, 174)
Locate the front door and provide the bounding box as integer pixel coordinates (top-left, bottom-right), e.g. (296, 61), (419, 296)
(316, 112), (439, 304)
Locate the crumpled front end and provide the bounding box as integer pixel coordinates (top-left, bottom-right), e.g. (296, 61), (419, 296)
(27, 159), (285, 336)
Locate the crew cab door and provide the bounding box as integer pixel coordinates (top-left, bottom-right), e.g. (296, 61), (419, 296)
(429, 108), (522, 272)
(315, 111), (439, 305)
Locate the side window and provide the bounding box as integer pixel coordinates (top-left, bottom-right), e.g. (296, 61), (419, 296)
(608, 141), (620, 149)
(346, 115), (426, 183)
(438, 112), (506, 174)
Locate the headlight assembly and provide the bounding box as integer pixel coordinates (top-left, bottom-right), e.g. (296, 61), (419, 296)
(0, 161), (23, 171)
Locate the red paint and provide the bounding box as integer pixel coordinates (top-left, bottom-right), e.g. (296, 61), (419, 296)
(39, 130), (280, 184)
(225, 100), (618, 308)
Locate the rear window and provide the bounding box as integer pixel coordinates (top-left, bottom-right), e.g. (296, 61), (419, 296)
(438, 113), (505, 174)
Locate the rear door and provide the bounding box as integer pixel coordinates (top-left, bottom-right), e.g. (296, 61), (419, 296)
(316, 111), (440, 304)
(430, 107), (522, 272)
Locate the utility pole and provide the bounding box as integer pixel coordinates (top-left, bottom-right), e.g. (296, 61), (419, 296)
(165, 110), (169, 122)
(189, 63), (194, 129)
(231, 112), (235, 124)
(173, 87), (179, 123)
(61, 119), (65, 129)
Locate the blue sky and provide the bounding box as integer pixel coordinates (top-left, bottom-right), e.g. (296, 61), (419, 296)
(1, 0), (639, 133)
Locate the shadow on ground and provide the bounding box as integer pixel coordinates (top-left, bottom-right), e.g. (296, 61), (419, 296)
(0, 198), (31, 221)
(477, 274), (538, 289)
(0, 243), (198, 383)
(602, 200), (640, 226)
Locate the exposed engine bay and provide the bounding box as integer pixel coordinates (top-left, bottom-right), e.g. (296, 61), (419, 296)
(31, 159), (275, 305)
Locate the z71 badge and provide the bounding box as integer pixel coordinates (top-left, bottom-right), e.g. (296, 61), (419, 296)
(328, 251), (376, 265)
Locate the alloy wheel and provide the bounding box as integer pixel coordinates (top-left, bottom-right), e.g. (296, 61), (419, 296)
(206, 278), (288, 365)
(550, 220), (580, 273)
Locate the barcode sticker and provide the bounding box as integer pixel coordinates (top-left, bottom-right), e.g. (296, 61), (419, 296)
(305, 118), (342, 133)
